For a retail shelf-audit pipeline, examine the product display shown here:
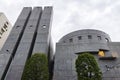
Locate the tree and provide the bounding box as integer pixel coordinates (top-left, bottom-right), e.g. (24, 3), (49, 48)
(21, 53), (49, 80)
(75, 53), (102, 80)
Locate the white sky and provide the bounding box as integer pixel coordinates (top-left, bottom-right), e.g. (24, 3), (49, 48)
(0, 0), (120, 44)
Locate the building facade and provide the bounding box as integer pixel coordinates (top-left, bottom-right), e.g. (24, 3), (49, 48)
(0, 13), (12, 50)
(0, 6), (120, 80)
(53, 29), (120, 80)
(0, 7), (53, 80)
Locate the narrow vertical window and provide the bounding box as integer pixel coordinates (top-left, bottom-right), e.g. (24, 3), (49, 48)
(78, 36), (82, 40)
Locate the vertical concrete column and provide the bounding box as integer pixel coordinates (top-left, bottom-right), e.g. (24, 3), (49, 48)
(32, 7), (53, 79)
(32, 6), (53, 56)
(5, 7), (42, 80)
(0, 7), (31, 80)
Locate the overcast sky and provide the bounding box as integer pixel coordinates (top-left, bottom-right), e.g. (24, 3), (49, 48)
(0, 0), (120, 44)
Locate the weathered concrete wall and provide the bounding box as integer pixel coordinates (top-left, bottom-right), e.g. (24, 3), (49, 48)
(0, 6), (53, 80)
(53, 29), (120, 80)
(32, 7), (53, 56)
(5, 7), (42, 80)
(0, 7), (31, 80)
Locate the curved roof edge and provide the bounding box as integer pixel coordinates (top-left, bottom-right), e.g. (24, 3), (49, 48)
(59, 29), (111, 42)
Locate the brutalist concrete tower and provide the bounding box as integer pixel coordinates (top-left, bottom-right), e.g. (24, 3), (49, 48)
(53, 29), (120, 80)
(0, 6), (53, 80)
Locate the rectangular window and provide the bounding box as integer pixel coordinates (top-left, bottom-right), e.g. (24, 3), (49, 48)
(88, 35), (92, 39)
(69, 38), (73, 42)
(98, 36), (101, 40)
(78, 36), (82, 40)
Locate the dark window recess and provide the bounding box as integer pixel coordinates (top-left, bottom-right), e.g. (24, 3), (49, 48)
(42, 25), (46, 28)
(105, 38), (109, 42)
(6, 21), (9, 25)
(6, 49), (9, 52)
(16, 26), (20, 28)
(78, 36), (82, 40)
(3, 24), (8, 31)
(98, 36), (101, 40)
(4, 24), (8, 29)
(69, 38), (73, 42)
(29, 25), (32, 27)
(63, 41), (66, 43)
(88, 35), (92, 39)
(0, 32), (2, 35)
(1, 28), (5, 33)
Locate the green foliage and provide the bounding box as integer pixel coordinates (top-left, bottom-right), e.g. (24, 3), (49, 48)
(75, 53), (102, 80)
(21, 53), (49, 80)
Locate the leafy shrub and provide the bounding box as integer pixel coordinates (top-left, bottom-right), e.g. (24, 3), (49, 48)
(75, 53), (102, 80)
(21, 53), (49, 80)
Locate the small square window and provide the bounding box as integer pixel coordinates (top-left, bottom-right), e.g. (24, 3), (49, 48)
(63, 41), (66, 43)
(98, 36), (101, 40)
(69, 38), (73, 42)
(29, 25), (33, 27)
(16, 26), (20, 28)
(78, 36), (82, 40)
(88, 35), (92, 39)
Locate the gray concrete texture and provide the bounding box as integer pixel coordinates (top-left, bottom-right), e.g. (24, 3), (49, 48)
(32, 7), (53, 55)
(53, 29), (120, 80)
(0, 6), (53, 80)
(0, 7), (31, 80)
(5, 7), (42, 80)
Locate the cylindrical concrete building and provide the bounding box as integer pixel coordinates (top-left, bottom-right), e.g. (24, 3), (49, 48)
(59, 29), (111, 53)
(53, 29), (120, 80)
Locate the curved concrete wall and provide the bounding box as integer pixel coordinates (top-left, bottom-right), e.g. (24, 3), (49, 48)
(58, 29), (111, 53)
(59, 29), (111, 44)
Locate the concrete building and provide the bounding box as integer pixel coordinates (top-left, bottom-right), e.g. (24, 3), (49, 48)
(53, 29), (120, 80)
(0, 13), (12, 50)
(0, 6), (120, 80)
(0, 6), (53, 80)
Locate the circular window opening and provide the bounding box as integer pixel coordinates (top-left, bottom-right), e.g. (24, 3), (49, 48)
(16, 26), (20, 28)
(29, 25), (33, 27)
(42, 25), (46, 28)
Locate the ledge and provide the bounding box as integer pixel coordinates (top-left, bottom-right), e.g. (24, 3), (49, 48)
(99, 57), (116, 60)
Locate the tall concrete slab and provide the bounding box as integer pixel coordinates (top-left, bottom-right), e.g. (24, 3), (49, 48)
(32, 7), (53, 62)
(32, 7), (53, 79)
(0, 7), (31, 80)
(5, 7), (42, 80)
(32, 7), (53, 55)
